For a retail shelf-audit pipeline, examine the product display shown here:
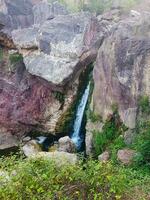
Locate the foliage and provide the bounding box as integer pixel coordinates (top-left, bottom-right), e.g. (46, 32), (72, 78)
(0, 48), (3, 61)
(53, 91), (65, 104)
(138, 96), (150, 114)
(132, 120), (150, 166)
(93, 112), (126, 157)
(110, 136), (126, 163)
(9, 53), (23, 65)
(0, 157), (127, 200)
(87, 109), (102, 123)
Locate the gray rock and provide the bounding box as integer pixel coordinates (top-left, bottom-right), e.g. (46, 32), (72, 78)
(124, 129), (136, 145)
(117, 149), (136, 165)
(58, 136), (76, 153)
(93, 11), (150, 128)
(22, 140), (42, 157)
(85, 120), (103, 156)
(33, 1), (68, 24)
(0, 131), (18, 153)
(98, 151), (110, 162)
(22, 136), (31, 143)
(12, 12), (101, 86)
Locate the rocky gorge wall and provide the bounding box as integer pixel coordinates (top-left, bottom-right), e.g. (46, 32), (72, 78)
(0, 0), (103, 152)
(0, 0), (150, 154)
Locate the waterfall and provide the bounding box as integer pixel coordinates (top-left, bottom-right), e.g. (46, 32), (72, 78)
(71, 83), (90, 149)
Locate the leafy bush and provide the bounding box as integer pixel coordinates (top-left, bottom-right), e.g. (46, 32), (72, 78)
(110, 136), (126, 163)
(0, 157), (127, 200)
(138, 96), (150, 114)
(133, 121), (150, 166)
(93, 113), (126, 157)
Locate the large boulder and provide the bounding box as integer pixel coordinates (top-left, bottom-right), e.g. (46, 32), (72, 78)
(58, 136), (76, 153)
(93, 10), (150, 128)
(12, 12), (101, 87)
(0, 0), (102, 151)
(22, 140), (42, 157)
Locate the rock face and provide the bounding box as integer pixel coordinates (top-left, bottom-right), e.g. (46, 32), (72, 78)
(93, 11), (150, 129)
(85, 119), (103, 156)
(58, 136), (76, 153)
(0, 0), (102, 151)
(117, 149), (135, 165)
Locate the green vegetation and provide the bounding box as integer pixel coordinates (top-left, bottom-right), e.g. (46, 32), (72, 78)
(0, 154), (150, 200)
(132, 120), (150, 166)
(9, 53), (23, 65)
(138, 95), (150, 114)
(87, 109), (102, 123)
(93, 112), (126, 157)
(0, 48), (3, 61)
(49, 0), (141, 14)
(53, 91), (65, 104)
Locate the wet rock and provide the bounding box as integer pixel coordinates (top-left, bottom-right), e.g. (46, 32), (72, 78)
(98, 151), (110, 162)
(117, 149), (136, 165)
(22, 140), (42, 157)
(58, 136), (76, 153)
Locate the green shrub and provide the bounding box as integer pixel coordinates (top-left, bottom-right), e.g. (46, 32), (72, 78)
(133, 121), (150, 166)
(138, 96), (150, 114)
(93, 113), (126, 157)
(110, 136), (126, 163)
(0, 157), (127, 200)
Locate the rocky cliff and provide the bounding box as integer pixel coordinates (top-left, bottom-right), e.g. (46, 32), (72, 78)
(0, 0), (102, 151)
(0, 0), (150, 153)
(93, 10), (150, 129)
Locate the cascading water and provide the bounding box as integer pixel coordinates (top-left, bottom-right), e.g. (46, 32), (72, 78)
(71, 83), (90, 149)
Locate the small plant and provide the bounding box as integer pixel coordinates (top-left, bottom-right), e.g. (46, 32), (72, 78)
(0, 48), (3, 61)
(9, 53), (23, 65)
(53, 91), (65, 104)
(133, 120), (150, 166)
(93, 113), (125, 157)
(88, 109), (102, 123)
